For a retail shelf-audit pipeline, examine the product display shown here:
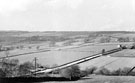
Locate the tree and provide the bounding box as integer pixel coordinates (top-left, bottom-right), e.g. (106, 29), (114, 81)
(0, 44), (2, 51)
(60, 65), (81, 80)
(0, 68), (6, 77)
(28, 46), (32, 49)
(99, 37), (110, 43)
(29, 36), (40, 41)
(18, 62), (34, 76)
(95, 67), (110, 75)
(63, 41), (72, 46)
(118, 37), (130, 42)
(84, 38), (90, 43)
(49, 41), (56, 47)
(19, 45), (24, 49)
(84, 66), (97, 75)
(5, 50), (10, 58)
(36, 46), (40, 50)
(1, 59), (19, 77)
(132, 37), (135, 42)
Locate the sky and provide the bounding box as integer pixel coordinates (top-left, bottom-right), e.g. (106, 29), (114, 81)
(0, 0), (134, 31)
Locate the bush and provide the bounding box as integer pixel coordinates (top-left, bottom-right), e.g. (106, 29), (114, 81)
(80, 70), (88, 77)
(99, 37), (110, 43)
(0, 69), (6, 77)
(122, 67), (135, 76)
(18, 62), (34, 76)
(80, 66), (97, 77)
(110, 67), (135, 76)
(1, 59), (19, 77)
(94, 67), (135, 76)
(130, 43), (135, 49)
(111, 68), (122, 76)
(60, 65), (81, 80)
(118, 37), (130, 42)
(95, 67), (110, 75)
(84, 66), (97, 76)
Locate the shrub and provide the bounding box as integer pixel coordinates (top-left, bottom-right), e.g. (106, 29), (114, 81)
(95, 67), (135, 76)
(80, 66), (97, 77)
(85, 66), (97, 75)
(111, 68), (122, 76)
(99, 37), (110, 43)
(110, 67), (135, 76)
(1, 59), (19, 77)
(120, 67), (131, 76)
(0, 68), (6, 77)
(118, 37), (130, 42)
(122, 67), (135, 76)
(60, 65), (81, 80)
(18, 62), (34, 76)
(95, 67), (110, 75)
(80, 70), (88, 77)
(130, 43), (135, 49)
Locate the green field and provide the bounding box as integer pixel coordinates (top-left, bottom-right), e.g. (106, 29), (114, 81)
(8, 43), (117, 64)
(43, 75), (135, 83)
(1, 31), (135, 82)
(0, 42), (133, 71)
(0, 31), (135, 71)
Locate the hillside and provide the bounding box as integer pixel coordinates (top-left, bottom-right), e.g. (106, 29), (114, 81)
(1, 31), (135, 71)
(0, 31), (135, 46)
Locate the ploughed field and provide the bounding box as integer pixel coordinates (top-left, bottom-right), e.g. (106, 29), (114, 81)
(1, 42), (135, 70)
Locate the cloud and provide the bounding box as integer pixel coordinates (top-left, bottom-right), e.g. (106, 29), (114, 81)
(133, 0), (135, 12)
(0, 0), (134, 31)
(47, 0), (83, 9)
(0, 0), (83, 15)
(66, 0), (83, 9)
(0, 0), (40, 16)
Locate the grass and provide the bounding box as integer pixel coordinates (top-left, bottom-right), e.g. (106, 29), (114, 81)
(1, 42), (135, 71)
(40, 75), (135, 83)
(7, 43), (118, 64)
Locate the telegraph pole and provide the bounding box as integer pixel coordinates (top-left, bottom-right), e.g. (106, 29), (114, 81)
(34, 57), (38, 77)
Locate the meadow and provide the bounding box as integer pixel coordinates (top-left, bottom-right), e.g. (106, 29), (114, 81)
(0, 42), (133, 71)
(43, 75), (135, 83)
(1, 31), (135, 83)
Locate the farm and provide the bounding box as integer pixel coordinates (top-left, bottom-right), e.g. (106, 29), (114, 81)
(4, 42), (135, 71)
(1, 31), (135, 82)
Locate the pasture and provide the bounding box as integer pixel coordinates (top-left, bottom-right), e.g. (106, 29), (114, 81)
(1, 42), (135, 71)
(43, 75), (135, 83)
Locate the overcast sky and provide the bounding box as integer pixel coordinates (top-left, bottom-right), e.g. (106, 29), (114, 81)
(0, 0), (134, 31)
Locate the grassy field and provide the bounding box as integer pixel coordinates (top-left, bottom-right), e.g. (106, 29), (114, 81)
(1, 31), (135, 82)
(7, 43), (117, 64)
(0, 42), (133, 71)
(0, 31), (135, 71)
(43, 75), (135, 83)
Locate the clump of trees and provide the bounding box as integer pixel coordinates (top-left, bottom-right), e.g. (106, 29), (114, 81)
(0, 59), (34, 77)
(0, 45), (15, 52)
(84, 38), (95, 43)
(117, 37), (130, 42)
(130, 43), (135, 49)
(60, 65), (81, 80)
(0, 59), (19, 77)
(2, 58), (135, 81)
(95, 67), (110, 75)
(80, 66), (97, 77)
(94, 67), (135, 76)
(49, 41), (56, 47)
(18, 62), (34, 76)
(99, 37), (110, 43)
